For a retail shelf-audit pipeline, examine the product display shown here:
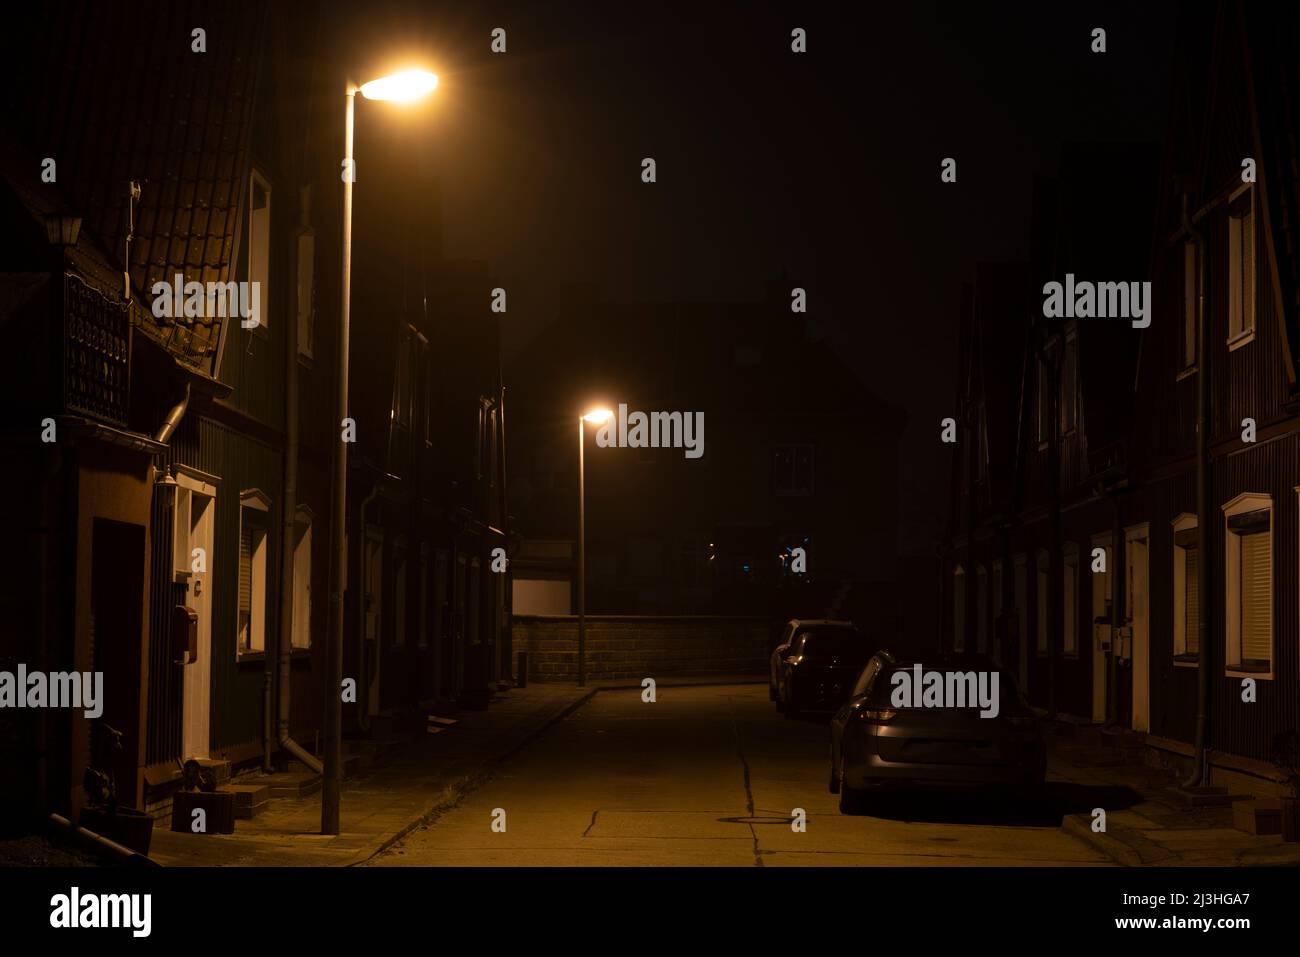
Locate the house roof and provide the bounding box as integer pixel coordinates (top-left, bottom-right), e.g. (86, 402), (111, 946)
(16, 0), (265, 374)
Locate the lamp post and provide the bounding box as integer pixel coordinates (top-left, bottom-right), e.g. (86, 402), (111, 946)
(324, 68), (437, 836)
(577, 408), (613, 687)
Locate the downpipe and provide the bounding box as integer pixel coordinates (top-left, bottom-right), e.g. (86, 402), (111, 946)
(1183, 192), (1211, 788)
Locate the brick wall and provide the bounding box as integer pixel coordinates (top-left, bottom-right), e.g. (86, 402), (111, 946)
(511, 615), (770, 681)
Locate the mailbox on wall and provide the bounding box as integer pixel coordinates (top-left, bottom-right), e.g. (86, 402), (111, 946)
(173, 605), (198, 665)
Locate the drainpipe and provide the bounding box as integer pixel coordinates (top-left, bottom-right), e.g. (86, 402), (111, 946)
(272, 188), (323, 776)
(1183, 192), (1211, 788)
(154, 382), (190, 445)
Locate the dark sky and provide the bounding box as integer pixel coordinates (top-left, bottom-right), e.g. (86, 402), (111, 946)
(340, 0), (1176, 550)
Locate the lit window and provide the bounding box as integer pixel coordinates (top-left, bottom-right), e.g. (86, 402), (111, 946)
(1172, 514), (1199, 658)
(1222, 495), (1271, 674)
(238, 490), (271, 656)
(248, 171), (271, 333)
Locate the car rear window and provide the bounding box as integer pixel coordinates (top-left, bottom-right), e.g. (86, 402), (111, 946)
(798, 629), (869, 663)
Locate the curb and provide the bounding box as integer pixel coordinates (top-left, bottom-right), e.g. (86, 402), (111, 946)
(1061, 813), (1175, 867)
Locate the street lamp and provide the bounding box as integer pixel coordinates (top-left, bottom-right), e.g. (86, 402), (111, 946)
(578, 407), (613, 687)
(324, 67), (438, 836)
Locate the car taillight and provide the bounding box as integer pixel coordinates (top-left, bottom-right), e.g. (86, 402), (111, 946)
(858, 708), (897, 722)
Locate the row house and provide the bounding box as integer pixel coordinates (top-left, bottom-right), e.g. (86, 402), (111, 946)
(0, 0), (509, 828)
(945, 1), (1300, 798)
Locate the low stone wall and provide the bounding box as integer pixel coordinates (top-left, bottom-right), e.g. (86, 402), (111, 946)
(511, 615), (770, 681)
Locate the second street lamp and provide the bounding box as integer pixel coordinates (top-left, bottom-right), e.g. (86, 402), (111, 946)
(324, 67), (438, 836)
(577, 408), (613, 687)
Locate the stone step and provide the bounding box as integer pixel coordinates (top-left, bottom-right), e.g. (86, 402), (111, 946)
(257, 771), (322, 799)
(225, 783), (271, 820)
(1233, 798), (1283, 835)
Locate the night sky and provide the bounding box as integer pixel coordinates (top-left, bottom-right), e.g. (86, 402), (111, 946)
(334, 0), (1176, 551)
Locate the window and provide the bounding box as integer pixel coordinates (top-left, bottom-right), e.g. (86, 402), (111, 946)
(296, 229), (315, 358)
(238, 490), (271, 656)
(976, 564), (988, 653)
(1182, 240), (1197, 368)
(1227, 186), (1255, 345)
(248, 171), (271, 333)
(952, 565), (966, 653)
(1059, 334), (1077, 436)
(291, 508), (312, 649)
(1172, 514), (1199, 659)
(1222, 494), (1271, 675)
(1036, 549), (1049, 654)
(1063, 543), (1078, 655)
(1036, 356), (1051, 448)
(991, 560), (1003, 656)
(774, 445), (815, 496)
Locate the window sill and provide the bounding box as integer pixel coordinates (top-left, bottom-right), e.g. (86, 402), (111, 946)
(1227, 329), (1255, 352)
(1176, 365), (1198, 382)
(237, 651), (267, 664)
(1226, 664), (1272, 680)
(1172, 654), (1199, 668)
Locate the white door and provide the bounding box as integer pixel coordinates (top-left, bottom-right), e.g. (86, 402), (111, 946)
(182, 489), (215, 759)
(1126, 527), (1150, 732)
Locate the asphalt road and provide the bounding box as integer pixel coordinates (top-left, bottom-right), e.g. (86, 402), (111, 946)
(370, 684), (1111, 866)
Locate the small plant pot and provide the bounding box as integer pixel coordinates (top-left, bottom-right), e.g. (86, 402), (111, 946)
(1281, 796), (1300, 843)
(79, 805), (154, 855)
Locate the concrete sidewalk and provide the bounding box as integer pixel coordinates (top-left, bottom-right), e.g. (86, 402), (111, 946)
(149, 675), (762, 866)
(1050, 736), (1300, 866)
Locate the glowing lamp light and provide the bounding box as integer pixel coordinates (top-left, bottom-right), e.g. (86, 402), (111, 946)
(583, 408), (614, 424)
(359, 69), (439, 102)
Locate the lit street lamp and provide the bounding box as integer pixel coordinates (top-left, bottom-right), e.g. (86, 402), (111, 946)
(578, 408), (613, 687)
(324, 67), (438, 836)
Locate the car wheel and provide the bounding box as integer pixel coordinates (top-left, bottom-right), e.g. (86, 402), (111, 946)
(828, 744), (840, 794)
(838, 757), (867, 815)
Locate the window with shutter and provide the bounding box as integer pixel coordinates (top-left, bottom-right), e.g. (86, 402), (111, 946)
(238, 527), (253, 652)
(1222, 496), (1271, 674)
(1239, 530), (1270, 665)
(1184, 547), (1199, 656)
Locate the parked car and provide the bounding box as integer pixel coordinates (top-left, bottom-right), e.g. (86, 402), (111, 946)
(769, 619), (855, 705)
(829, 652), (1046, 813)
(777, 623), (873, 718)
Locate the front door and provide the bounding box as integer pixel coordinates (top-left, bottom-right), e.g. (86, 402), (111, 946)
(182, 486), (215, 759)
(1126, 526), (1150, 732)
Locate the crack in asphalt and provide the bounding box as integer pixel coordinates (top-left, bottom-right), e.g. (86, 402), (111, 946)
(582, 809), (599, 838)
(727, 696), (764, 867)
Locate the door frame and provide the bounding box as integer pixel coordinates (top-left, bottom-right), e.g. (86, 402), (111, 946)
(175, 467), (218, 760)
